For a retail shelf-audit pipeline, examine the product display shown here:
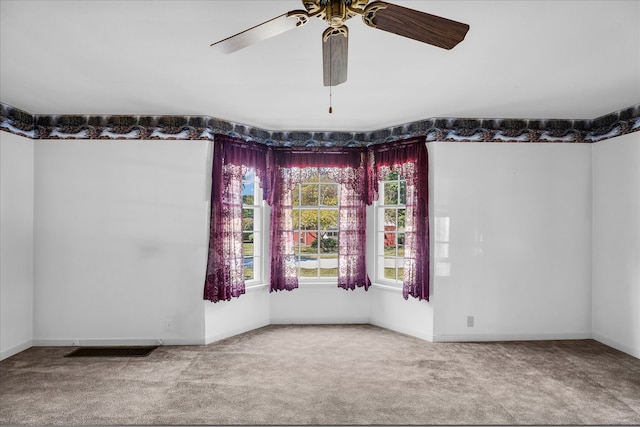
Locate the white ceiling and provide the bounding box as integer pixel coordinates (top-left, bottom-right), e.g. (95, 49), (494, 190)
(1, 0), (638, 132)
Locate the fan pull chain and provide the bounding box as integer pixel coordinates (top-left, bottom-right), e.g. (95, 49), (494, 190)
(329, 85), (333, 114)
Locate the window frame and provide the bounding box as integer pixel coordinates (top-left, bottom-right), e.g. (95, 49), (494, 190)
(375, 171), (407, 287)
(290, 172), (341, 283)
(241, 168), (265, 287)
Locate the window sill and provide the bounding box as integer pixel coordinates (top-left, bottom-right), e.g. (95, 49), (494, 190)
(245, 282), (269, 290)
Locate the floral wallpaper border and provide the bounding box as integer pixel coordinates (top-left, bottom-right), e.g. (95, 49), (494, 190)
(1, 102), (638, 146)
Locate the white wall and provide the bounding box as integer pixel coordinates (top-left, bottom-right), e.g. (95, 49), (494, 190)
(592, 132), (640, 358)
(367, 147), (435, 340)
(2, 128), (637, 359)
(270, 284), (370, 324)
(205, 285), (270, 343)
(33, 140), (210, 345)
(0, 132), (34, 360)
(369, 285), (434, 341)
(431, 142), (593, 341)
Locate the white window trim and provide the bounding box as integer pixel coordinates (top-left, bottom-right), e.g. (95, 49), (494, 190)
(292, 177), (340, 282)
(244, 174), (414, 289)
(374, 177), (405, 288)
(373, 197), (403, 288)
(243, 173), (265, 288)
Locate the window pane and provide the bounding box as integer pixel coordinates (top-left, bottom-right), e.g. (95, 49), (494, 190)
(383, 182), (398, 205)
(300, 210), (318, 230)
(319, 236), (338, 254)
(399, 181), (406, 205)
(292, 187), (300, 206)
(243, 207), (254, 219)
(319, 184), (338, 206)
(300, 184), (318, 205)
(243, 257), (254, 280)
(384, 257), (397, 280)
(384, 208), (397, 226)
(242, 233), (254, 253)
(320, 210), (338, 230)
(299, 269), (318, 277)
(299, 255), (319, 277)
(397, 208), (406, 231)
(319, 268), (338, 277)
(242, 218), (254, 234)
(242, 182), (255, 202)
(299, 232), (316, 252)
(320, 255), (338, 277)
(378, 231), (389, 253)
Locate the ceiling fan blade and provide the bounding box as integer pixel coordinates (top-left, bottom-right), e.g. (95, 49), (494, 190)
(362, 1), (469, 50)
(211, 10), (310, 54)
(323, 26), (349, 87)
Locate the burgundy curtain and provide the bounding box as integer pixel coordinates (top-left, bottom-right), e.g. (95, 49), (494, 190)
(369, 137), (430, 300)
(204, 136), (268, 302)
(204, 136), (427, 301)
(267, 148), (370, 292)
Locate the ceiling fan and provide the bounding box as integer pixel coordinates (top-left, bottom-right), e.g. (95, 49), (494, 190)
(210, 0), (470, 87)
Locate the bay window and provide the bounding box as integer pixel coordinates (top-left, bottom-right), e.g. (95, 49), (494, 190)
(204, 136), (428, 302)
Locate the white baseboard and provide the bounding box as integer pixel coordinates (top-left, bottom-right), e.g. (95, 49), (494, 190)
(269, 317), (370, 325)
(161, 337), (207, 345)
(433, 331), (593, 342)
(0, 339), (33, 361)
(10, 330), (639, 361)
(592, 332), (640, 359)
(369, 319), (434, 342)
(32, 337), (206, 347)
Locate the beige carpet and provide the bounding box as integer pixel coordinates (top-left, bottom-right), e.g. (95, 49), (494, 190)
(1, 324), (639, 425)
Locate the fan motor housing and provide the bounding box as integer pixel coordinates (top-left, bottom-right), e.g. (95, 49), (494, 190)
(326, 1), (347, 26)
(302, 0), (369, 25)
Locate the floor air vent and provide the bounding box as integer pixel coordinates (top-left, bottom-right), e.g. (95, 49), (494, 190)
(65, 346), (158, 358)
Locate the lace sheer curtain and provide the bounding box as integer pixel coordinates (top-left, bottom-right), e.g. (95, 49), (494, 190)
(369, 137), (430, 300)
(267, 149), (370, 292)
(204, 136), (427, 302)
(204, 136), (268, 302)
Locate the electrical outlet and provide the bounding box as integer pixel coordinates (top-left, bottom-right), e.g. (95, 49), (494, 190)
(165, 319), (174, 331)
(466, 316), (475, 328)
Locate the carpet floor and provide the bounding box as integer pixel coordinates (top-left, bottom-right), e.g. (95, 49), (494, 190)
(1, 324), (639, 425)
